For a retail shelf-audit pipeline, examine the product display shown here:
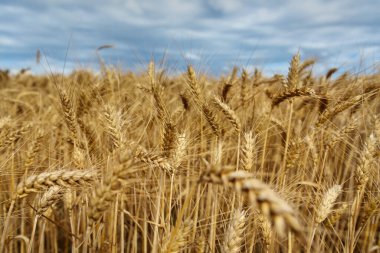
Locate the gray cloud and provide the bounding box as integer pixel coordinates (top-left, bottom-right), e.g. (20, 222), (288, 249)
(0, 0), (379, 75)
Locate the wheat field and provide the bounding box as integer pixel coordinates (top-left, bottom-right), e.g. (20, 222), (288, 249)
(0, 54), (379, 252)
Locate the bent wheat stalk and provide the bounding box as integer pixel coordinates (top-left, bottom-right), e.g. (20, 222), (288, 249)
(200, 168), (301, 237)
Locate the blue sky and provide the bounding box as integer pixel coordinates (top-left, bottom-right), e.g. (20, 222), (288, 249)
(0, 0), (379, 75)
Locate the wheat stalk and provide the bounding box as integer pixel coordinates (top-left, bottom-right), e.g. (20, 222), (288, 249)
(26, 186), (64, 253)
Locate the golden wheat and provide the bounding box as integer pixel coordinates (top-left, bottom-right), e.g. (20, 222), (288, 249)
(1, 54), (380, 252)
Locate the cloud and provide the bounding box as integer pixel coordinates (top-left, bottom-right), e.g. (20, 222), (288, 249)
(0, 0), (379, 75)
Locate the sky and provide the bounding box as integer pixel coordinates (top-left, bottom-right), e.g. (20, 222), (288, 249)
(0, 0), (379, 76)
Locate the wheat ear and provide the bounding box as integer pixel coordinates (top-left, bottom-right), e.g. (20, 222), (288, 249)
(325, 203), (348, 227)
(241, 131), (255, 171)
(0, 123), (31, 151)
(257, 213), (273, 253)
(36, 186), (64, 215)
(222, 209), (247, 253)
(271, 87), (316, 107)
(355, 134), (377, 192)
(315, 185), (343, 224)
(240, 68), (248, 107)
(287, 53), (300, 89)
(326, 67), (338, 80)
(201, 103), (221, 137)
(15, 169), (97, 199)
(160, 219), (193, 253)
(316, 94), (364, 127)
(135, 147), (173, 174)
(161, 119), (177, 158)
(299, 59), (316, 74)
(308, 184), (342, 251)
(28, 186), (64, 253)
(102, 105), (124, 151)
(213, 96), (241, 133)
(186, 65), (202, 103)
(88, 157), (140, 224)
(56, 85), (79, 140)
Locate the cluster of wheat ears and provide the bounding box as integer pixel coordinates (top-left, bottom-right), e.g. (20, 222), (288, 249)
(0, 54), (379, 252)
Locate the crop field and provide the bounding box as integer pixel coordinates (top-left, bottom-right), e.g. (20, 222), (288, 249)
(0, 54), (379, 252)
